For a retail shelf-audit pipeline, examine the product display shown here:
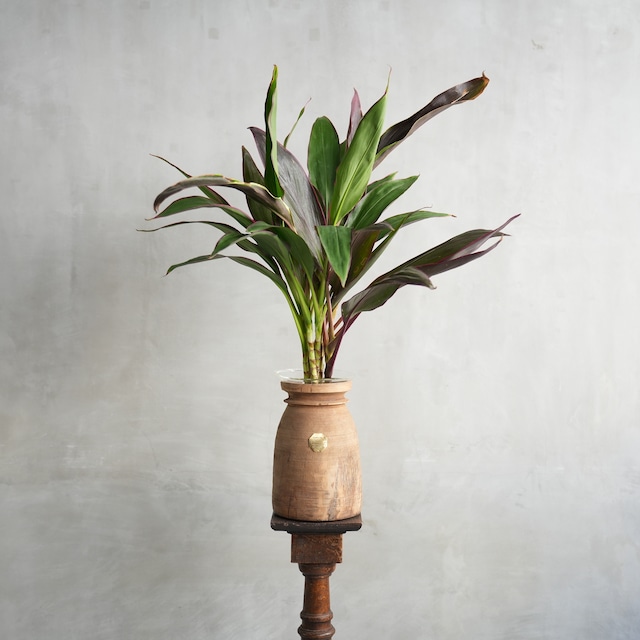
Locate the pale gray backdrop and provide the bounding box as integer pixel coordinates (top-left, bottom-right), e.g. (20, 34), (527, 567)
(2, 1), (639, 638)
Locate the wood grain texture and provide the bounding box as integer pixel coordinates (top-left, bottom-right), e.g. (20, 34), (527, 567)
(297, 562), (336, 640)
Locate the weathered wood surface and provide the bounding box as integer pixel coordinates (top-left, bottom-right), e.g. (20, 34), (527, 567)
(292, 534), (341, 640)
(272, 380), (362, 521)
(271, 513), (362, 535)
(273, 515), (362, 639)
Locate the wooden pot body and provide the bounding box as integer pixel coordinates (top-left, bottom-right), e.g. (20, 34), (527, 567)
(272, 380), (362, 521)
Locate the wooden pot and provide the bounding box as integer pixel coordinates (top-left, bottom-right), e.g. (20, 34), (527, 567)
(272, 379), (362, 521)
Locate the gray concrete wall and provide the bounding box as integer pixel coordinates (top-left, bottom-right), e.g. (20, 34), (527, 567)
(2, 1), (639, 638)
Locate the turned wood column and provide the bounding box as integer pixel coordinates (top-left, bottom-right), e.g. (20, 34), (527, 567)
(272, 514), (362, 640)
(293, 534), (340, 639)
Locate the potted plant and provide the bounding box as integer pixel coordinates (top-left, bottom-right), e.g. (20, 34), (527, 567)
(146, 67), (517, 521)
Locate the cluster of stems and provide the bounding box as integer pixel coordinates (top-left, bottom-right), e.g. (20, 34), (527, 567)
(289, 264), (340, 381)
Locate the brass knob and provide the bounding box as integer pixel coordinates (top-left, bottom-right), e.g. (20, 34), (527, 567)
(308, 433), (328, 453)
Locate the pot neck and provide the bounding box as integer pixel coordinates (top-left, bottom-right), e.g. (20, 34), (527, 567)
(281, 379), (352, 406)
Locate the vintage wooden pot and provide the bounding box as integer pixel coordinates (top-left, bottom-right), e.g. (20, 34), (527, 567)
(272, 379), (362, 521)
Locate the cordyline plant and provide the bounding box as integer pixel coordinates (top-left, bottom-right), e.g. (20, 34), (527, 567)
(148, 66), (517, 381)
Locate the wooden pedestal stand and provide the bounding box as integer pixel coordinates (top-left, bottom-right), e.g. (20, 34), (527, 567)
(271, 514), (362, 640)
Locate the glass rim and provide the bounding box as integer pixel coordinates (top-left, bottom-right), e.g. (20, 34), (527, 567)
(275, 368), (351, 384)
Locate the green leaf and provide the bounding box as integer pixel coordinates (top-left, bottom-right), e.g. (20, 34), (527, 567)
(150, 195), (222, 218)
(330, 86), (387, 225)
(141, 220), (241, 236)
(235, 238), (282, 276)
(365, 172), (397, 193)
(346, 175), (418, 229)
(166, 253), (220, 275)
(243, 221), (313, 285)
(212, 229), (247, 255)
(167, 252), (293, 308)
(375, 74), (489, 167)
(318, 225), (352, 286)
(283, 98), (310, 148)
(271, 226), (316, 283)
(307, 116), (340, 211)
(346, 227), (380, 284)
(248, 229), (292, 273)
(380, 209), (450, 234)
(264, 65), (283, 197)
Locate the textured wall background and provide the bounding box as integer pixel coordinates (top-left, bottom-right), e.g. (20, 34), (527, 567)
(2, 1), (639, 638)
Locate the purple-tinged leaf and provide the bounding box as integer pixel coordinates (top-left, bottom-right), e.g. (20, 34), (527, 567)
(251, 127), (324, 260)
(342, 226), (383, 289)
(338, 214), (519, 341)
(331, 214), (405, 307)
(150, 195), (221, 218)
(241, 147), (277, 225)
(341, 281), (404, 319)
(375, 74), (489, 168)
(331, 210), (449, 298)
(164, 227), (248, 274)
(151, 154), (228, 205)
(149, 196), (254, 230)
(167, 252), (294, 313)
(141, 220), (240, 235)
(346, 89), (362, 147)
(389, 214), (519, 272)
(152, 174), (292, 226)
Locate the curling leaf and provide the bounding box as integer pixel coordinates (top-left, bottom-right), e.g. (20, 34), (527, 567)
(375, 74), (490, 167)
(151, 154), (228, 205)
(152, 174), (292, 226)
